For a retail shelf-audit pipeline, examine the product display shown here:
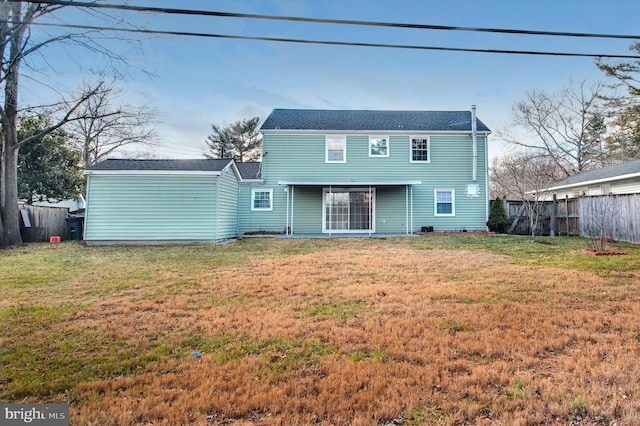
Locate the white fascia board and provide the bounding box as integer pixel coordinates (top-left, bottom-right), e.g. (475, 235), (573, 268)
(278, 180), (422, 186)
(261, 129), (491, 136)
(225, 160), (243, 181)
(543, 172), (640, 192)
(84, 170), (222, 176)
(239, 179), (264, 184)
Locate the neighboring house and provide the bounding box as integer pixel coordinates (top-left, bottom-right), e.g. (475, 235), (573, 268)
(83, 107), (491, 243)
(538, 159), (640, 243)
(542, 159), (640, 199)
(28, 196), (85, 211)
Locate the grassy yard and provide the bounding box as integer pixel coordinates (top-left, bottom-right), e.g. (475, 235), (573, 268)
(1, 235), (640, 425)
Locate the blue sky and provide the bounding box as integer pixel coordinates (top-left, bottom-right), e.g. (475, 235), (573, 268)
(24, 0), (640, 160)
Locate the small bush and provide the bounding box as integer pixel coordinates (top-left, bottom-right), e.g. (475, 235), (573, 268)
(487, 198), (511, 233)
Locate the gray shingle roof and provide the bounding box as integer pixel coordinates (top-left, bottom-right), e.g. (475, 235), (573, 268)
(550, 159), (640, 189)
(88, 158), (233, 172)
(260, 109), (491, 132)
(236, 162), (262, 179)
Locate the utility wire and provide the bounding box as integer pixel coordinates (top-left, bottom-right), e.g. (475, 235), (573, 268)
(13, 20), (640, 59)
(19, 0), (640, 41)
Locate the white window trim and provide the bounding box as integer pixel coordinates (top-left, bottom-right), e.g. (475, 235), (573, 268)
(368, 136), (390, 158)
(434, 188), (455, 217)
(410, 135), (431, 163)
(251, 188), (273, 211)
(325, 135), (347, 163)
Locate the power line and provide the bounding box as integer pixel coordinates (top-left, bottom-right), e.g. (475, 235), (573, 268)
(19, 0), (640, 41)
(12, 20), (640, 59)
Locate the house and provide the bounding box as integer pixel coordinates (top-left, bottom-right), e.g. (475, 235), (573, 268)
(539, 159), (640, 243)
(542, 159), (640, 199)
(83, 107), (491, 244)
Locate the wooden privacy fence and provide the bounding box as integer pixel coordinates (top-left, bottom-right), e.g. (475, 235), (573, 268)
(579, 194), (640, 244)
(19, 204), (69, 242)
(501, 194), (640, 244)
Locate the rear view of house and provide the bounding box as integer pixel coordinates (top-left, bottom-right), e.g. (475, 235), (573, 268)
(245, 108), (491, 236)
(83, 108), (491, 243)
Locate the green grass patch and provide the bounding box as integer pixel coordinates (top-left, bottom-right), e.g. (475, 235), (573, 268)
(439, 319), (473, 334)
(180, 334), (335, 374)
(349, 349), (388, 362)
(297, 299), (365, 320)
(1, 324), (170, 401)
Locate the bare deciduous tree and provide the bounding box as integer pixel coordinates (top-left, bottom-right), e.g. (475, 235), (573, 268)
(489, 154), (564, 201)
(491, 152), (564, 239)
(498, 80), (614, 177)
(69, 80), (158, 168)
(0, 2), (142, 247)
(581, 195), (618, 253)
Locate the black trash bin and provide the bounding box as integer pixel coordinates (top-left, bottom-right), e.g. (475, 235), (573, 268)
(65, 215), (84, 240)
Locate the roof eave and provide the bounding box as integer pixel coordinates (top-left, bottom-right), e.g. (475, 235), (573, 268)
(278, 180), (422, 186)
(260, 129), (491, 135)
(84, 170), (224, 176)
(542, 171), (640, 192)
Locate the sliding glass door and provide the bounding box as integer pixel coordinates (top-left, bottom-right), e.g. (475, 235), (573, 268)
(323, 188), (374, 233)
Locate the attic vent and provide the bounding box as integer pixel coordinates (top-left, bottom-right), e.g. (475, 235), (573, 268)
(466, 184), (479, 198)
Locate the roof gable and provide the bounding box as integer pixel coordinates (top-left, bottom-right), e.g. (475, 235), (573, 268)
(260, 109), (491, 133)
(235, 162), (262, 180)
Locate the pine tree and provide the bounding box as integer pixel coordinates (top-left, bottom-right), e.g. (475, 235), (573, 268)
(487, 198), (511, 233)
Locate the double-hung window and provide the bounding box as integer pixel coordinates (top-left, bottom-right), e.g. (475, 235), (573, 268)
(326, 135), (346, 163)
(369, 136), (389, 157)
(410, 136), (430, 162)
(251, 188), (273, 211)
(434, 189), (455, 216)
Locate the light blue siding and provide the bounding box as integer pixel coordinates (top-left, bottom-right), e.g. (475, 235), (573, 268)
(239, 133), (489, 233)
(215, 170), (239, 239)
(238, 183), (288, 234)
(85, 175), (230, 242)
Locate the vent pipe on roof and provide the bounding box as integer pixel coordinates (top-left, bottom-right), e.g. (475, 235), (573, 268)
(471, 105), (478, 182)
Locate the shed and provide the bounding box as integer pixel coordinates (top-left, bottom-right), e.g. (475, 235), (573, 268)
(84, 159), (240, 244)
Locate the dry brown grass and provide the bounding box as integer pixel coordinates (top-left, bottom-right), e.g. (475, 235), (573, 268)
(2, 237), (640, 425)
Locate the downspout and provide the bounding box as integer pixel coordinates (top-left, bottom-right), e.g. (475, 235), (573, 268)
(471, 105), (478, 182)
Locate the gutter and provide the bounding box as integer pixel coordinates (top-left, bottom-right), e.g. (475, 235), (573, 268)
(540, 171), (640, 193)
(83, 170), (224, 176)
(471, 105), (477, 182)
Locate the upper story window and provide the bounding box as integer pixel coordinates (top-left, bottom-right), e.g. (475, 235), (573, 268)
(251, 188), (273, 211)
(410, 136), (430, 163)
(369, 136), (389, 157)
(326, 135), (346, 163)
(434, 189), (455, 216)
